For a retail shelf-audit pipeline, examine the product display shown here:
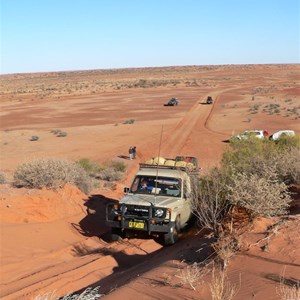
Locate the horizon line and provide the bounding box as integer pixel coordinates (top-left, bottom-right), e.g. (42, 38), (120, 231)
(1, 62), (299, 76)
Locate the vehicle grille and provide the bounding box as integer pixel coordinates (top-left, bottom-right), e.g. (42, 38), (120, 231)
(123, 205), (149, 217)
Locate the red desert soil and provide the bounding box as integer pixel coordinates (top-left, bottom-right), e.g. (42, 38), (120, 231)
(0, 64), (299, 299)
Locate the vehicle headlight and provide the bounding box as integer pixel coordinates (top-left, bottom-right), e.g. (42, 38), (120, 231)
(154, 208), (164, 217)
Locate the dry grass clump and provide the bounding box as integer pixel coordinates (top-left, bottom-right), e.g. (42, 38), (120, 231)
(33, 286), (103, 299)
(270, 267), (300, 300)
(175, 263), (210, 290)
(13, 158), (92, 194)
(209, 265), (240, 300)
(277, 281), (300, 300)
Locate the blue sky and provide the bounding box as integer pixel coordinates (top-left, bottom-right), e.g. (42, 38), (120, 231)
(1, 0), (299, 74)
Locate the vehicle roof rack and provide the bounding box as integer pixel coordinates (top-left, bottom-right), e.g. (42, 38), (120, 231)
(139, 156), (200, 174)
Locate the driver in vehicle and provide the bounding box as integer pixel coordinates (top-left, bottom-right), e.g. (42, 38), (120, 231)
(140, 180), (148, 190)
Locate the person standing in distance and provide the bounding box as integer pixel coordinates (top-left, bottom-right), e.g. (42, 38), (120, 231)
(129, 146), (133, 160)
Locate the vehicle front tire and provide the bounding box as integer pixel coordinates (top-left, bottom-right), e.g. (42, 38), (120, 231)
(163, 225), (178, 246)
(111, 228), (124, 241)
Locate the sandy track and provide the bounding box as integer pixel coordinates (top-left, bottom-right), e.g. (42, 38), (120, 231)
(160, 94), (211, 156)
(1, 65), (299, 299)
(1, 89), (222, 300)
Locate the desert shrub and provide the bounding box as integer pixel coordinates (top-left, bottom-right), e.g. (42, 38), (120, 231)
(77, 158), (104, 176)
(30, 135), (39, 141)
(77, 159), (126, 182)
(0, 171), (6, 184)
(264, 147), (300, 185)
(192, 137), (297, 232)
(274, 135), (300, 151)
(97, 167), (123, 181)
(280, 147), (300, 184)
(223, 137), (300, 184)
(123, 118), (135, 124)
(222, 138), (272, 175)
(50, 129), (68, 137)
(227, 168), (291, 218)
(57, 131), (67, 137)
(51, 129), (62, 135)
(191, 168), (231, 234)
(13, 158), (92, 194)
(107, 160), (126, 172)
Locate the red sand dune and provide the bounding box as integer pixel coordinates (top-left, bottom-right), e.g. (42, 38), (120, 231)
(0, 64), (299, 299)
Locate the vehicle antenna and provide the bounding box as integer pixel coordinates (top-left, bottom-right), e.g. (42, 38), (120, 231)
(157, 125), (163, 163)
(154, 125), (164, 200)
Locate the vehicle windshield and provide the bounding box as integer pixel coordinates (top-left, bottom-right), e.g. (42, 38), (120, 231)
(130, 175), (182, 197)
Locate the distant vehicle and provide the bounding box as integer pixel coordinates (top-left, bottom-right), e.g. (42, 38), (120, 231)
(231, 129), (269, 141)
(269, 130), (295, 141)
(206, 96), (213, 104)
(164, 97), (179, 106)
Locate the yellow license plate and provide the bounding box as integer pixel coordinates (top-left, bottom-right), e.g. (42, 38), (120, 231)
(129, 221), (145, 229)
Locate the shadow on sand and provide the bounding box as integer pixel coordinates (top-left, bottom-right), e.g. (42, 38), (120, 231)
(118, 155), (130, 160)
(68, 229), (215, 296)
(72, 194), (119, 241)
(69, 194), (216, 297)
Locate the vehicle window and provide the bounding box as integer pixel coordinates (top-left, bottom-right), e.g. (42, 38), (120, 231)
(130, 176), (182, 197)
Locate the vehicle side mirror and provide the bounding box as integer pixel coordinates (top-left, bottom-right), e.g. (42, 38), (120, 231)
(124, 187), (129, 193)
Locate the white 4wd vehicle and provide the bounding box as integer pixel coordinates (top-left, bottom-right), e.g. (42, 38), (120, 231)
(232, 129), (269, 141)
(106, 156), (199, 245)
(269, 130), (295, 141)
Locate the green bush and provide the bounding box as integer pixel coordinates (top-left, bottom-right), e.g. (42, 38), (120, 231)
(274, 135), (300, 151)
(13, 158), (92, 194)
(97, 167), (123, 181)
(222, 137), (300, 184)
(108, 160), (126, 172)
(77, 158), (104, 176)
(192, 136), (299, 233)
(77, 159), (126, 182)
